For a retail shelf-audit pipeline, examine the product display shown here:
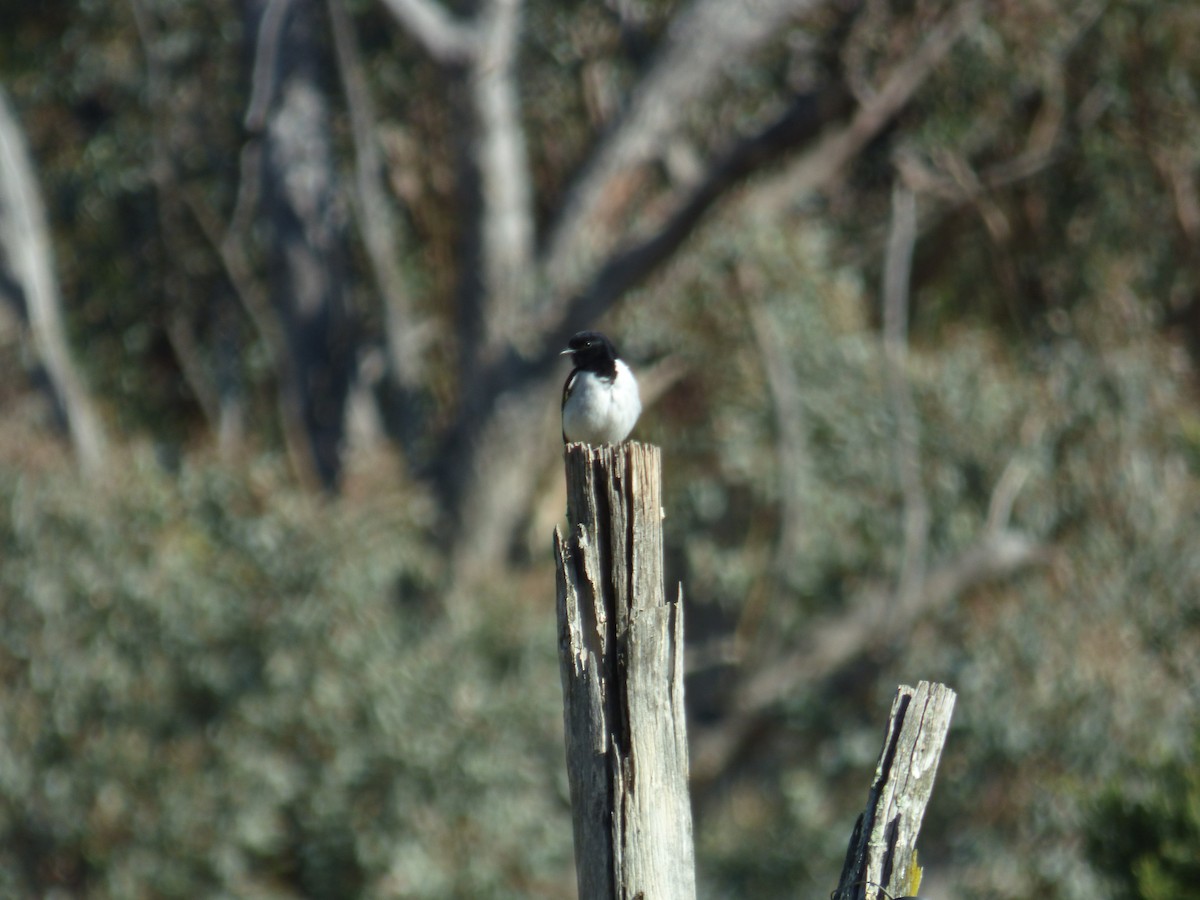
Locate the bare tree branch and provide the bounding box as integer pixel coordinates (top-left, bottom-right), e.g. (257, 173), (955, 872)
(221, 1), (290, 363)
(746, 288), (815, 578)
(691, 188), (1043, 789)
(379, 0), (532, 371)
(328, 0), (429, 390)
(470, 0), (534, 354)
(749, 0), (982, 218)
(691, 448), (1047, 785)
(882, 182), (928, 608)
(131, 0), (250, 456)
(691, 521), (1047, 787)
(541, 0), (829, 294)
(439, 86), (849, 584)
(1161, 154), (1200, 243)
(538, 0), (974, 343)
(386, 0), (980, 578)
(985, 454), (1032, 534)
(244, 0), (296, 131)
(179, 1), (349, 478)
(544, 86), (851, 346)
(895, 141), (1063, 219)
(0, 84), (108, 474)
(377, 0), (477, 64)
(180, 188), (283, 373)
(162, 313), (220, 426)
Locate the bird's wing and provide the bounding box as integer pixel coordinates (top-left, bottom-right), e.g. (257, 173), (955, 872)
(561, 369), (579, 443)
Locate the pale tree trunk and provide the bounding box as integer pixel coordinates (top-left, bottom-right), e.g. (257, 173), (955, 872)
(245, 0), (355, 490)
(326, 0), (430, 454)
(0, 84), (108, 474)
(370, 0), (982, 580)
(405, 0), (851, 584)
(468, 0), (533, 361)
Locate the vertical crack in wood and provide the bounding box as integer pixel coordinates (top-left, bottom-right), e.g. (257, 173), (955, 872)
(593, 453), (620, 638)
(835, 681), (956, 900)
(879, 813), (901, 892)
(862, 690), (909, 893)
(618, 444), (639, 793)
(612, 445), (638, 893)
(669, 584), (687, 761)
(875, 699), (904, 893)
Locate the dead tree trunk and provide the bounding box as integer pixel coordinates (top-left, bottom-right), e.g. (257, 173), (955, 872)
(554, 442), (696, 900)
(244, 0), (355, 491)
(834, 680), (957, 900)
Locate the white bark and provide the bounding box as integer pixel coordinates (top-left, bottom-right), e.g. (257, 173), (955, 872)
(542, 0), (828, 293)
(381, 0), (533, 361)
(0, 84), (107, 474)
(471, 0), (534, 353)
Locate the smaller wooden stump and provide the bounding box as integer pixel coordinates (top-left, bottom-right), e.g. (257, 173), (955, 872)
(554, 441), (696, 900)
(835, 681), (957, 900)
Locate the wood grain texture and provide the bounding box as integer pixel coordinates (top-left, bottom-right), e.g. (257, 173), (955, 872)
(555, 441), (696, 900)
(834, 680), (957, 900)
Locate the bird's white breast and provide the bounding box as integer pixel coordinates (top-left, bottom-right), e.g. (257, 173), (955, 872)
(562, 360), (642, 444)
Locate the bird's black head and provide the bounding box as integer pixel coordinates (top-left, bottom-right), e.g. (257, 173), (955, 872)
(563, 331), (620, 372)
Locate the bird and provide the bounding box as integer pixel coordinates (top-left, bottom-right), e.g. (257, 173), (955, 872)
(560, 330), (642, 445)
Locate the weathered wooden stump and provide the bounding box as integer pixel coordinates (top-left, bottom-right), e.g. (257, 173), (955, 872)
(554, 441), (696, 900)
(834, 680), (957, 900)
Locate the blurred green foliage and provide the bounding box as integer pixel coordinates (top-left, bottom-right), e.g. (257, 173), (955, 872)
(1087, 740), (1200, 900)
(627, 215), (1200, 899)
(1, 0), (1200, 897)
(0, 457), (573, 897)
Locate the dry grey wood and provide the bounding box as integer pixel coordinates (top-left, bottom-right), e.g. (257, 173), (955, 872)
(554, 441), (696, 900)
(834, 681), (957, 900)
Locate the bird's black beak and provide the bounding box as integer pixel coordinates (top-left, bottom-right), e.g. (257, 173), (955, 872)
(560, 347), (573, 356)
